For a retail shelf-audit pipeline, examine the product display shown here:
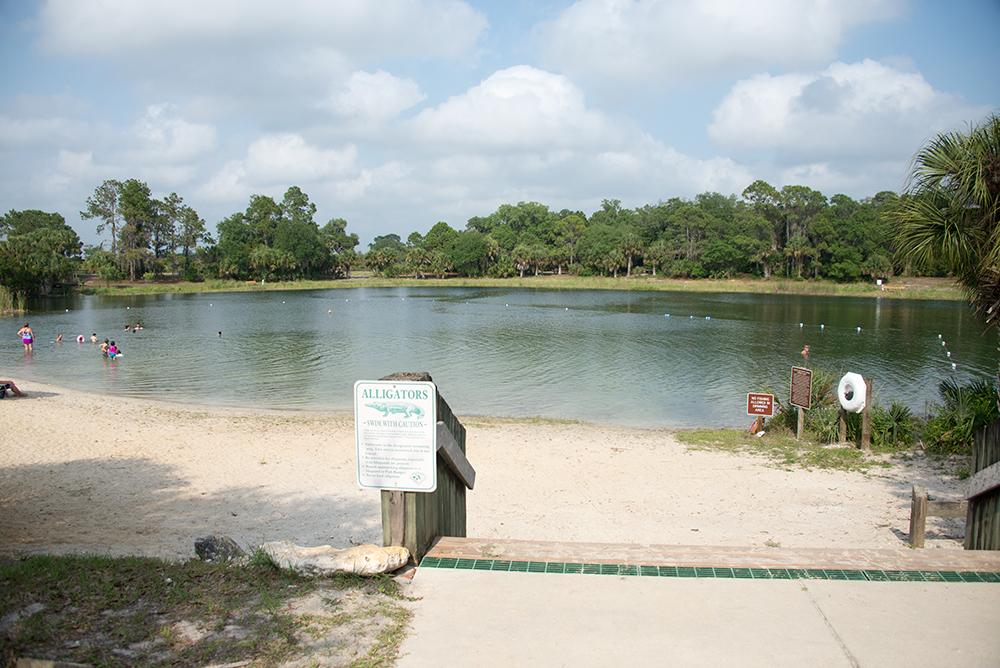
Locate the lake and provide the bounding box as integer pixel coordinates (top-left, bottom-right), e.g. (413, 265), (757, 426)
(1, 287), (995, 427)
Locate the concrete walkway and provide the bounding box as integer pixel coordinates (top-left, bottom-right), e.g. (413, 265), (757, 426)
(399, 568), (1000, 667)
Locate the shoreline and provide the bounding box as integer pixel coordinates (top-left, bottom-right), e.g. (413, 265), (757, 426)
(76, 275), (966, 301)
(1, 378), (967, 561)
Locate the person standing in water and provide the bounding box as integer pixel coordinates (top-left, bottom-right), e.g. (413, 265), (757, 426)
(90, 332), (98, 344)
(108, 341), (120, 359)
(100, 339), (109, 357)
(17, 323), (34, 352)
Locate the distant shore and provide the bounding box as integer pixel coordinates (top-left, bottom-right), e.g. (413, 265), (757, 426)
(0, 379), (966, 560)
(79, 274), (965, 301)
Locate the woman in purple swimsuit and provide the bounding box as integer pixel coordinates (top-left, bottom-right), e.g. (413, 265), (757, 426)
(17, 322), (33, 352)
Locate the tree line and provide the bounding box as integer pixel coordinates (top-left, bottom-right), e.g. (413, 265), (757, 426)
(0, 174), (960, 303)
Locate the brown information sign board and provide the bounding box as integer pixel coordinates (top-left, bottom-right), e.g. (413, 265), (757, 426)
(790, 366), (812, 409)
(746, 393), (775, 417)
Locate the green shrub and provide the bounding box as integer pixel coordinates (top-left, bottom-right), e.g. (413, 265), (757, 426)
(922, 379), (999, 456)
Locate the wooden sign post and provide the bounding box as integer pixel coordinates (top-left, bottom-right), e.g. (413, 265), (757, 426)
(789, 367), (813, 440)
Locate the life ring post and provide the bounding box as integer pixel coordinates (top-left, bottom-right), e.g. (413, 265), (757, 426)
(860, 377), (874, 451)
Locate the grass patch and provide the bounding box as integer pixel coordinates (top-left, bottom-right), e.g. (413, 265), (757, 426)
(78, 275), (965, 301)
(0, 554), (411, 667)
(676, 428), (892, 473)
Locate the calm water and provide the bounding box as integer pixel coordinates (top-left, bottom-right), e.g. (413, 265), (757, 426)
(1, 287), (995, 427)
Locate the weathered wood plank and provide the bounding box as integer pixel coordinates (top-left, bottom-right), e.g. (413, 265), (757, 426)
(927, 500), (967, 519)
(966, 460), (1000, 500)
(436, 421), (476, 489)
(909, 485), (928, 548)
(860, 377), (873, 450)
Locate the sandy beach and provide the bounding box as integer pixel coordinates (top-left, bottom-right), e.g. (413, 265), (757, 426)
(0, 380), (967, 559)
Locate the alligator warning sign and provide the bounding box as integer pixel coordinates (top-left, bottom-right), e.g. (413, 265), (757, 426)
(354, 380), (437, 492)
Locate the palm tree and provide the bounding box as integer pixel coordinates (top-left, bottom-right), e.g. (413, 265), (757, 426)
(893, 113), (1000, 328)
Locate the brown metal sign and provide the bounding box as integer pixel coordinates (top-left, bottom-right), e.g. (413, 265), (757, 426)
(746, 393), (775, 416)
(790, 366), (812, 409)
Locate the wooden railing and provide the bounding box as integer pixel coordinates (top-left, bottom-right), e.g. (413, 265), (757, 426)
(965, 418), (1000, 550)
(908, 486), (966, 548)
(379, 372), (476, 562)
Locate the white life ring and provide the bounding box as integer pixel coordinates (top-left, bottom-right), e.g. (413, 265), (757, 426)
(837, 373), (867, 413)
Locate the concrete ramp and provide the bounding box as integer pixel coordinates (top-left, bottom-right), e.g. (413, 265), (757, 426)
(397, 538), (1000, 667)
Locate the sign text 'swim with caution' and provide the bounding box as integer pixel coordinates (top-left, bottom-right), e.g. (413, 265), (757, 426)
(354, 380), (437, 493)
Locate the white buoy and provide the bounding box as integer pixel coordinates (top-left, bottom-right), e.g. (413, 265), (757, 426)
(65, 308), (69, 312)
(952, 362), (957, 370)
(664, 313), (670, 318)
(282, 301), (285, 304)
(947, 351), (951, 357)
(938, 334), (942, 339)
(505, 303), (509, 307)
(941, 341), (946, 346)
(705, 316), (711, 320)
(799, 322), (803, 328)
(820, 324), (825, 330)
(345, 298), (349, 302)
(327, 309), (332, 314)
(565, 307), (568, 311)
(856, 326), (862, 333)
(689, 315), (693, 319)
(126, 306), (130, 310)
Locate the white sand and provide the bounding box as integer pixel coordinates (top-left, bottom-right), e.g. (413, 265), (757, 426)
(0, 380), (966, 559)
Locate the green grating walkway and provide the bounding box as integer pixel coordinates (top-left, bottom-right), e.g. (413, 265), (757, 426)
(419, 556), (1000, 583)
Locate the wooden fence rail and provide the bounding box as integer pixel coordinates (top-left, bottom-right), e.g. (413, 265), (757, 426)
(908, 485), (967, 548)
(379, 372), (475, 563)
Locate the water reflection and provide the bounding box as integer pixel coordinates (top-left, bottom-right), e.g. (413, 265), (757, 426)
(1, 287), (995, 427)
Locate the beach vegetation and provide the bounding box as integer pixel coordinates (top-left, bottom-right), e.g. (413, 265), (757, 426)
(922, 378), (999, 456)
(0, 553), (411, 667)
(676, 429), (883, 472)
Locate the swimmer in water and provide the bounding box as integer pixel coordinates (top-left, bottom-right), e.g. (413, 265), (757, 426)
(17, 323), (34, 352)
(100, 339), (109, 357)
(56, 333), (64, 343)
(801, 344), (810, 361)
(90, 332), (98, 344)
(108, 341), (120, 359)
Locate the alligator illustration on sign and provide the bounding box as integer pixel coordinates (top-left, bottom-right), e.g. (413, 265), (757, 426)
(366, 402), (425, 418)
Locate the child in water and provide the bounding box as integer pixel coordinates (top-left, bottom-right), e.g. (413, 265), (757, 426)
(108, 341), (120, 359)
(100, 339), (109, 357)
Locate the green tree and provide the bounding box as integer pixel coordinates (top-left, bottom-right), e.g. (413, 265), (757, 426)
(366, 248), (397, 276)
(0, 210), (82, 295)
(893, 113), (1000, 327)
(619, 231), (643, 277)
(80, 179), (122, 256)
(117, 178), (155, 280)
(741, 180), (783, 278)
(320, 218), (359, 278)
(177, 206), (210, 276)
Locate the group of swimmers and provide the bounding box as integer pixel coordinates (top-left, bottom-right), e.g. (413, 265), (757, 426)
(17, 322), (121, 359)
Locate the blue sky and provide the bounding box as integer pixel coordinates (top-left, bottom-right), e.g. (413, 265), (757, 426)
(1, 0), (998, 247)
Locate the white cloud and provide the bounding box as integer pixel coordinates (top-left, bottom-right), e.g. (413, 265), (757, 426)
(708, 59), (988, 163)
(323, 70), (425, 122)
(39, 0), (486, 60)
(131, 104), (217, 162)
(539, 0), (902, 88)
(199, 134), (358, 202)
(409, 66), (622, 150)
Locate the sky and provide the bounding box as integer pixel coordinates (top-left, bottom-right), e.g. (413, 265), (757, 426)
(1, 0), (998, 248)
